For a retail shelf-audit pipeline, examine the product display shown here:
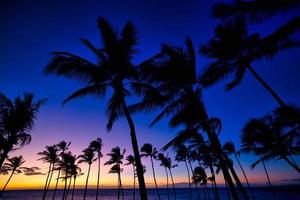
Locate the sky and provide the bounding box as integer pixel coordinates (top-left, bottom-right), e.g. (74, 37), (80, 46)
(0, 0), (300, 189)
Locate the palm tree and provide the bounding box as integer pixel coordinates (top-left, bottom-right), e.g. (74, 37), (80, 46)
(52, 141), (71, 200)
(212, 0), (300, 24)
(130, 37), (243, 199)
(89, 138), (103, 200)
(37, 145), (59, 200)
(45, 17), (148, 199)
(64, 154), (81, 200)
(200, 16), (299, 107)
(140, 143), (161, 200)
(192, 166), (210, 200)
(174, 144), (192, 200)
(78, 147), (96, 200)
(157, 153), (170, 200)
(58, 151), (77, 200)
(223, 141), (254, 199)
(0, 93), (45, 168)
(125, 155), (136, 200)
(70, 163), (83, 200)
(0, 156), (25, 197)
(197, 143), (220, 200)
(105, 147), (125, 200)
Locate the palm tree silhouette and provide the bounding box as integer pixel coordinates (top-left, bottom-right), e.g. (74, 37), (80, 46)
(200, 16), (299, 107)
(196, 143), (220, 200)
(37, 145), (59, 200)
(0, 93), (45, 168)
(130, 37), (243, 199)
(45, 17), (148, 199)
(157, 153), (171, 200)
(0, 156), (25, 197)
(140, 143), (161, 200)
(192, 166), (210, 200)
(52, 141), (71, 200)
(78, 147), (96, 200)
(223, 141), (254, 199)
(212, 0), (299, 24)
(58, 151), (77, 200)
(105, 147), (125, 200)
(89, 138), (103, 200)
(174, 144), (192, 200)
(64, 153), (81, 200)
(125, 154), (136, 200)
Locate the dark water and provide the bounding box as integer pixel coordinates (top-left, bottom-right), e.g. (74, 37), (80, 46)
(2, 187), (300, 199)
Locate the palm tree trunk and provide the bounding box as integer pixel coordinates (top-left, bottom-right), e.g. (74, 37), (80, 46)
(43, 162), (52, 200)
(119, 171), (124, 200)
(247, 65), (285, 107)
(117, 173), (120, 200)
(62, 176), (67, 200)
(83, 163), (91, 200)
(225, 155), (249, 200)
(96, 156), (101, 200)
(262, 160), (275, 200)
(52, 168), (61, 200)
(71, 177), (76, 200)
(184, 160), (192, 200)
(209, 165), (220, 200)
(165, 167), (170, 200)
(168, 168), (176, 200)
(188, 161), (201, 200)
(45, 163), (55, 197)
(283, 156), (300, 173)
(65, 177), (72, 200)
(133, 165), (136, 200)
(121, 102), (147, 200)
(224, 179), (231, 200)
(150, 156), (161, 200)
(0, 170), (15, 197)
(203, 184), (207, 200)
(234, 153), (254, 200)
(205, 129), (240, 200)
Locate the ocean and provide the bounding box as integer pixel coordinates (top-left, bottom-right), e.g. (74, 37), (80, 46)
(2, 187), (300, 199)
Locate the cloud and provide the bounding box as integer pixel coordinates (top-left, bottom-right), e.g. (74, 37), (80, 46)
(21, 167), (45, 176)
(281, 178), (300, 182)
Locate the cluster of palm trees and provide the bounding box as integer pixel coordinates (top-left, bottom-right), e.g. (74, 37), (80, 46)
(0, 0), (299, 199)
(43, 0), (299, 199)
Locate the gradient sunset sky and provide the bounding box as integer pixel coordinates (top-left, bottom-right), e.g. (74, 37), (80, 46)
(0, 0), (300, 189)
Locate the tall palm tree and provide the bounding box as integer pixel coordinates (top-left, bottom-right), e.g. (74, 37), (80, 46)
(38, 145), (59, 200)
(200, 17), (299, 107)
(223, 141), (254, 199)
(45, 17), (148, 199)
(140, 143), (161, 200)
(52, 141), (71, 200)
(197, 143), (220, 200)
(70, 163), (83, 200)
(130, 37), (243, 199)
(105, 147), (125, 200)
(0, 93), (45, 168)
(157, 153), (170, 200)
(174, 144), (192, 200)
(125, 155), (136, 200)
(78, 147), (96, 200)
(58, 151), (77, 200)
(192, 166), (210, 200)
(89, 138), (103, 200)
(0, 156), (25, 197)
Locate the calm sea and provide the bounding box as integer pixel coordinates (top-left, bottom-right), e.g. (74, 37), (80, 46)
(2, 187), (300, 199)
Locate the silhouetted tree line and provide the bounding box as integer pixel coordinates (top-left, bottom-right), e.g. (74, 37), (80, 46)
(1, 0), (300, 199)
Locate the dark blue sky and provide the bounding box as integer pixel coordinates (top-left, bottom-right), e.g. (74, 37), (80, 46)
(1, 0), (300, 186)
